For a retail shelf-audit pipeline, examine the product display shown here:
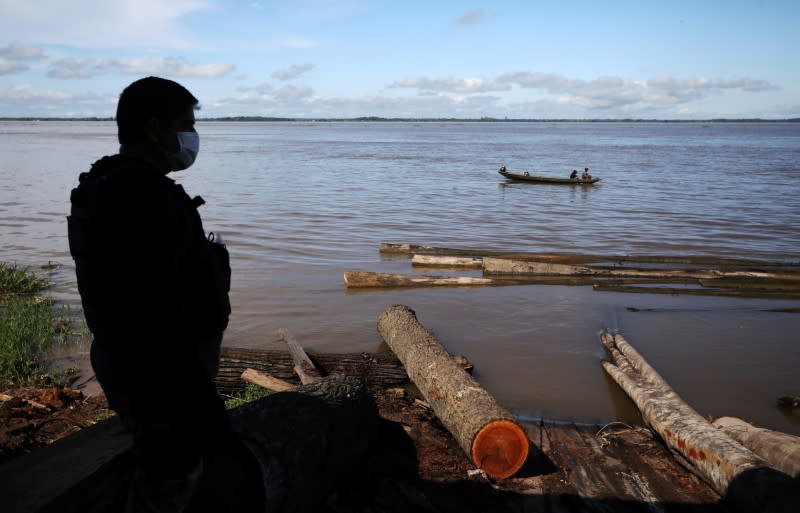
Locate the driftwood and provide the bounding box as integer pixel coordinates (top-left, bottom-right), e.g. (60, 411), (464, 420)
(240, 368), (295, 392)
(712, 417), (800, 478)
(279, 328), (322, 384)
(483, 257), (799, 281)
(344, 271), (496, 288)
(593, 283), (800, 299)
(216, 346), (409, 395)
(601, 332), (800, 512)
(377, 305), (529, 479)
(411, 255), (483, 268)
(380, 242), (793, 267)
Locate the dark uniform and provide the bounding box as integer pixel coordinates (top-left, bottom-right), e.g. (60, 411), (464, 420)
(68, 154), (254, 511)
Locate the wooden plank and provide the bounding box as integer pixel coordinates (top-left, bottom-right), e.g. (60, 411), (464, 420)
(240, 368), (296, 392)
(0, 416), (132, 513)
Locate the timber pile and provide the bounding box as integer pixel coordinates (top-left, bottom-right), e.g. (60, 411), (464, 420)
(601, 331), (800, 512)
(341, 242), (800, 298)
(6, 309), (800, 512)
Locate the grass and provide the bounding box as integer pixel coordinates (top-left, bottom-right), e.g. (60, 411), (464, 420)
(0, 262), (87, 384)
(223, 383), (274, 409)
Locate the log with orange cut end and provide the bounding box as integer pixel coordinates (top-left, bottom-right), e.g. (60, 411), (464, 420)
(377, 304), (530, 480)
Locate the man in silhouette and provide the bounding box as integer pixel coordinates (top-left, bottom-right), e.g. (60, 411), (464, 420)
(68, 76), (259, 512)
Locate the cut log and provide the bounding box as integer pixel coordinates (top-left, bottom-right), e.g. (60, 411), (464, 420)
(601, 332), (800, 512)
(344, 271), (496, 288)
(377, 305), (529, 479)
(593, 284), (800, 299)
(484, 257), (800, 282)
(381, 242), (793, 267)
(278, 328), (322, 384)
(411, 255), (483, 268)
(712, 417), (800, 479)
(216, 347), (409, 395)
(240, 368), (296, 392)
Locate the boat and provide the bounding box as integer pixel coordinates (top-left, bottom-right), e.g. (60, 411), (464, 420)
(498, 167), (600, 184)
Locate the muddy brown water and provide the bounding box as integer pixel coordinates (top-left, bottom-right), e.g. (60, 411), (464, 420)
(2, 120), (798, 434)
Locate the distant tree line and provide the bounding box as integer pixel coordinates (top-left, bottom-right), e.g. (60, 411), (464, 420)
(1, 116), (798, 123)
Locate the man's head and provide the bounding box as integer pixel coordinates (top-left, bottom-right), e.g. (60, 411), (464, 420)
(116, 76), (198, 145)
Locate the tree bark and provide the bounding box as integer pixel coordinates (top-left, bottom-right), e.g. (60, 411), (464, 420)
(377, 305), (529, 479)
(712, 416), (800, 478)
(601, 332), (800, 512)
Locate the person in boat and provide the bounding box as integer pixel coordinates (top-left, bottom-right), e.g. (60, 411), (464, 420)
(499, 165), (506, 172)
(582, 167), (592, 180)
(570, 169), (578, 180)
(68, 76), (262, 512)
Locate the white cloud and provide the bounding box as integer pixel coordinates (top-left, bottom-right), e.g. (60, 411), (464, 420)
(0, 0), (210, 49)
(0, 43), (47, 75)
(456, 9), (486, 26)
(2, 83), (80, 101)
(120, 57), (235, 78)
(271, 64), (315, 81)
(0, 57), (27, 75)
(497, 72), (777, 111)
(45, 56), (235, 79)
(389, 76), (510, 94)
(0, 43), (47, 60)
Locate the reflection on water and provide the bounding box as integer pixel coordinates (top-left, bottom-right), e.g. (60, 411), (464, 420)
(1, 120), (799, 434)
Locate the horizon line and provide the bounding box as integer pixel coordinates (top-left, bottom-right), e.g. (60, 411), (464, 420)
(1, 116), (798, 123)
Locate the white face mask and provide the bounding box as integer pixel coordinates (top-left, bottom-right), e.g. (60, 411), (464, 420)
(165, 131), (200, 171)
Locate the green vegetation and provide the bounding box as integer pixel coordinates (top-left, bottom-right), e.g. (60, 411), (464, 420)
(223, 383), (274, 409)
(0, 262), (87, 384)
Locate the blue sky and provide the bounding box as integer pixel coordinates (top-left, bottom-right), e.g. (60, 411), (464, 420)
(0, 0), (798, 119)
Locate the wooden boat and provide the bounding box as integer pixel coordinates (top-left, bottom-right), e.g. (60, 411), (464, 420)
(499, 168), (600, 184)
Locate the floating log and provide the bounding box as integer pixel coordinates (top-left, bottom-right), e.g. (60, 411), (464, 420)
(712, 417), (800, 479)
(344, 271), (497, 288)
(601, 332), (800, 511)
(483, 257), (799, 281)
(593, 284), (800, 299)
(377, 305), (529, 479)
(411, 254), (483, 268)
(216, 346), (409, 395)
(380, 242), (795, 268)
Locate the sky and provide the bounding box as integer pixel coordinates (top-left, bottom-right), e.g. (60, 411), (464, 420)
(0, 0), (798, 119)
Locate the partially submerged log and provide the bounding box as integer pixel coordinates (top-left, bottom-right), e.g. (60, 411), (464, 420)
(593, 283), (800, 299)
(381, 242), (794, 268)
(601, 332), (800, 512)
(344, 271), (497, 288)
(411, 254), (483, 268)
(712, 417), (800, 479)
(483, 257), (800, 282)
(377, 305), (529, 479)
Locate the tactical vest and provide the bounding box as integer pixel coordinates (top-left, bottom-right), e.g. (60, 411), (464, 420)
(68, 155), (231, 340)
